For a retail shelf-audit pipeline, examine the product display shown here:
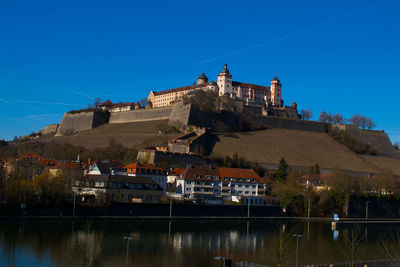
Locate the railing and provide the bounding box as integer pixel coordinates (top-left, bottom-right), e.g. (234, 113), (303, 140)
(193, 191), (214, 195)
(193, 184), (214, 188)
(234, 258), (400, 267)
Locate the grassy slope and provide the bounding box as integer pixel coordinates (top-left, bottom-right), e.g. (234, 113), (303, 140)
(39, 120), (180, 150)
(360, 155), (400, 176)
(211, 129), (398, 174)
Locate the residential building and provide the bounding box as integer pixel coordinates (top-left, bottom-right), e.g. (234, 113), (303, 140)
(176, 166), (266, 203)
(124, 162), (168, 194)
(73, 175), (163, 203)
(300, 173), (331, 191)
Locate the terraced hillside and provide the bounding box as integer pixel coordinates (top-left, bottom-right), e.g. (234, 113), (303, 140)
(39, 120), (181, 150)
(211, 129), (400, 175)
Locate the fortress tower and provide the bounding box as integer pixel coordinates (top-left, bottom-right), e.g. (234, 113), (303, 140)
(217, 64), (232, 96)
(197, 73), (208, 85)
(270, 75), (282, 107)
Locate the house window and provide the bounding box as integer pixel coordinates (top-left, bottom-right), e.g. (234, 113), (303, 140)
(147, 195), (152, 201)
(112, 182), (122, 188)
(245, 191), (249, 195)
(149, 184), (158, 190)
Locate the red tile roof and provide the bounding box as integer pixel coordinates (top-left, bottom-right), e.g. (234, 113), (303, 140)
(100, 100), (113, 107)
(169, 168), (185, 176)
(153, 84), (205, 96)
(35, 159), (59, 166)
(124, 162), (166, 174)
(232, 81), (270, 92)
(21, 152), (43, 161)
(51, 161), (81, 170)
(217, 167), (263, 183)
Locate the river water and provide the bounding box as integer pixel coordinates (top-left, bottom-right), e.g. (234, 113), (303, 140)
(0, 219), (399, 267)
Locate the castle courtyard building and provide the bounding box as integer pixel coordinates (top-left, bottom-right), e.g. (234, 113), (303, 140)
(147, 64), (282, 108)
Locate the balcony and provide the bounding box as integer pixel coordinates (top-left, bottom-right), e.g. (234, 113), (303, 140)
(193, 184), (214, 189)
(194, 191), (214, 195)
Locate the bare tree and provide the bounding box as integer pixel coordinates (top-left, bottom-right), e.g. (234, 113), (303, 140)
(348, 114), (362, 128)
(348, 114), (376, 130)
(94, 98), (102, 109)
(342, 224), (366, 267)
(140, 98), (148, 107)
(300, 109), (312, 120)
(394, 142), (400, 150)
(269, 229), (294, 267)
(319, 111), (333, 123)
(319, 111), (328, 123)
(365, 117), (376, 130)
(332, 114), (343, 124)
(381, 231), (400, 265)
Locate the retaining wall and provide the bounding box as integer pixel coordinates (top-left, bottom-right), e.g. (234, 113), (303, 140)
(56, 112), (108, 136)
(39, 124), (58, 135)
(253, 116), (326, 132)
(168, 102), (192, 129)
(109, 107), (172, 124)
(334, 125), (399, 158)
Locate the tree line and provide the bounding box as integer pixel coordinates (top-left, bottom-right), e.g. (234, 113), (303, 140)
(300, 108), (376, 130)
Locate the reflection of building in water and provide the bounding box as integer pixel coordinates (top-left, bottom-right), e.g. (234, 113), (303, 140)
(169, 228), (261, 256)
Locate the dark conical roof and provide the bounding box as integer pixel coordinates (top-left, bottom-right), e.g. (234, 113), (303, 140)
(198, 72), (208, 79)
(272, 76), (280, 82)
(221, 63), (230, 74)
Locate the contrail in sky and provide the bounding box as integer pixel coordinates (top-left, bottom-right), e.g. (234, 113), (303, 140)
(75, 92), (95, 100)
(197, 0), (394, 64)
(16, 100), (83, 107)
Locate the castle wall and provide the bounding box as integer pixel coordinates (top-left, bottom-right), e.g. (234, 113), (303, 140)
(168, 102), (192, 129)
(109, 107), (172, 124)
(253, 116), (325, 132)
(56, 112), (99, 136)
(333, 124), (399, 159)
(39, 124), (59, 135)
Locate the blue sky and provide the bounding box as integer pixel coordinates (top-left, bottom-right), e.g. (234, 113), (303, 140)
(0, 0), (399, 143)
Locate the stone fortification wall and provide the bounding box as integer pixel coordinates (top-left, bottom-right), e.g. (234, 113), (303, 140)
(109, 107), (172, 124)
(39, 124), (58, 135)
(56, 111), (109, 136)
(168, 102), (192, 129)
(137, 149), (206, 168)
(253, 116), (325, 132)
(334, 124), (399, 159)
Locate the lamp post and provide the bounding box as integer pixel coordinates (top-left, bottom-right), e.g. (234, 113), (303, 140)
(169, 197), (173, 218)
(292, 234), (303, 267)
(366, 201), (370, 219)
(72, 191), (76, 218)
(123, 236), (133, 267)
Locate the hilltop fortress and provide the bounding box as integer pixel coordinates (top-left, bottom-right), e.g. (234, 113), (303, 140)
(54, 64), (302, 136)
(148, 64), (284, 108)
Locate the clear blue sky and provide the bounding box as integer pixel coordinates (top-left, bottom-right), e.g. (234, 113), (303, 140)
(0, 0), (399, 143)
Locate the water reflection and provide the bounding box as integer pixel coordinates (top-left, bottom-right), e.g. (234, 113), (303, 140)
(0, 220), (399, 266)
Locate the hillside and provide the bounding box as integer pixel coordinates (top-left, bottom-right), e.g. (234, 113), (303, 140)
(210, 129), (400, 175)
(38, 120), (181, 150)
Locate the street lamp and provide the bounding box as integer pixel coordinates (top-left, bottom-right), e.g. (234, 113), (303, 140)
(292, 234), (303, 267)
(366, 201), (371, 219)
(123, 236), (133, 267)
